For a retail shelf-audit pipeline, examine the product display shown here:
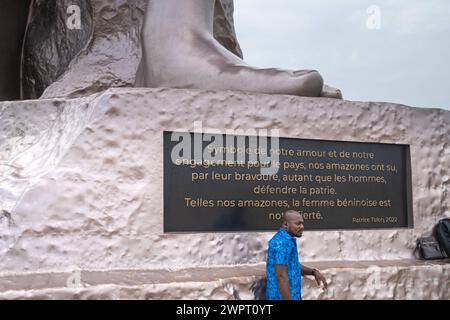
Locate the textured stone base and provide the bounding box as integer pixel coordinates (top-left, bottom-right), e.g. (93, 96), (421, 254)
(1, 88), (449, 299)
(0, 260), (448, 299)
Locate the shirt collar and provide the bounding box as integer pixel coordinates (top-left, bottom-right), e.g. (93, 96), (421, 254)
(278, 227), (296, 241)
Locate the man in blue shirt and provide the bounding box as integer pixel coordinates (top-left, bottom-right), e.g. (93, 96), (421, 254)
(266, 210), (327, 300)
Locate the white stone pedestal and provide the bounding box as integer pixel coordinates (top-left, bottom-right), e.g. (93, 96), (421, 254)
(1, 88), (449, 299)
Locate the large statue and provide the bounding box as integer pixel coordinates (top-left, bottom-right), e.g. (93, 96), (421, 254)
(8, 0), (341, 100)
(135, 0), (342, 99)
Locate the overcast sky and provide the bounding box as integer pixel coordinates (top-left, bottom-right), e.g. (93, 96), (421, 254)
(234, 0), (450, 110)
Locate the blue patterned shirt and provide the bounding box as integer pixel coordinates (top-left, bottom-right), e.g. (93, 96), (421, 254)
(266, 228), (302, 300)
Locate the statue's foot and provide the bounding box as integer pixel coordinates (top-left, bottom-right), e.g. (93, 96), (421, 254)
(136, 0), (341, 99)
(321, 85), (343, 99)
(136, 27), (325, 97)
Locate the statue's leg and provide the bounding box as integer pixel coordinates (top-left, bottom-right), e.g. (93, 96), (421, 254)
(135, 0), (342, 99)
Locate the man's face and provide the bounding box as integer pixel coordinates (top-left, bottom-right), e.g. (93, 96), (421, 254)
(285, 214), (305, 238)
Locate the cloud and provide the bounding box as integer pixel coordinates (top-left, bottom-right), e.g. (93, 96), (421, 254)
(341, 0), (450, 35)
(233, 0), (450, 109)
(381, 0), (450, 34)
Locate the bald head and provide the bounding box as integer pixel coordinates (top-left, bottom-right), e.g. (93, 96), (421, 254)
(281, 210), (304, 238)
(282, 210), (303, 224)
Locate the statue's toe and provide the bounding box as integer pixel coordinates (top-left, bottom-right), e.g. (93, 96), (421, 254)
(321, 84), (343, 99)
